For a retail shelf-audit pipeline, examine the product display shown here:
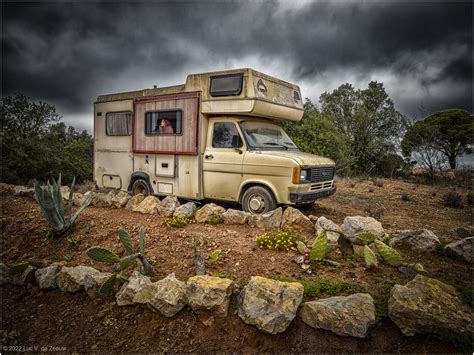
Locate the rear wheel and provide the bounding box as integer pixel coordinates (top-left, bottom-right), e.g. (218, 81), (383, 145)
(131, 178), (151, 196)
(242, 186), (277, 215)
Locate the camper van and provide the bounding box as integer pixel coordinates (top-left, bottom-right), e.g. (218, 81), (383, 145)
(94, 68), (336, 214)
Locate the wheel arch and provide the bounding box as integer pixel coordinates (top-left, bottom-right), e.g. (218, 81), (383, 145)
(238, 180), (279, 204)
(127, 171), (154, 194)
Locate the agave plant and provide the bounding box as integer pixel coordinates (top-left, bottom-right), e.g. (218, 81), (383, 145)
(34, 174), (92, 236)
(86, 228), (156, 294)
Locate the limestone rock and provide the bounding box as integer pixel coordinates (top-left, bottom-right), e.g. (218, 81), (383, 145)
(388, 274), (473, 337)
(341, 216), (385, 240)
(173, 202), (197, 218)
(445, 237), (473, 263)
(0, 262), (12, 285)
(111, 190), (131, 209)
(238, 276), (304, 334)
(125, 193), (145, 211)
(35, 263), (60, 290)
(14, 186), (34, 197)
(12, 265), (35, 285)
(134, 273), (187, 317)
(316, 216), (341, 244)
(195, 203), (226, 224)
(56, 265), (102, 292)
(249, 207), (283, 230)
(186, 275), (234, 316)
(299, 293), (376, 338)
(72, 192), (85, 206)
(222, 209), (251, 225)
(281, 207), (315, 236)
(133, 195), (160, 214)
(83, 271), (114, 298)
(92, 192), (115, 208)
(60, 186), (71, 201)
(157, 196), (180, 217)
(116, 271), (152, 306)
(390, 229), (440, 251)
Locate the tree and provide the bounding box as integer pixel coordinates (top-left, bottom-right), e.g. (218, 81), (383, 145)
(401, 109), (473, 169)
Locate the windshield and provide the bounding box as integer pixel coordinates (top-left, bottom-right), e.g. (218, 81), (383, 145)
(240, 121), (299, 150)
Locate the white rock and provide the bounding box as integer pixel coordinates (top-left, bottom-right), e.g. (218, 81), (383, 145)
(445, 237), (473, 263)
(249, 207), (283, 230)
(173, 202), (197, 218)
(186, 275), (234, 316)
(281, 207), (315, 236)
(133, 195), (160, 214)
(56, 265), (102, 292)
(194, 203), (226, 223)
(83, 271), (114, 298)
(14, 186), (34, 196)
(390, 229), (440, 251)
(35, 263), (60, 290)
(116, 271), (152, 306)
(111, 191), (132, 209)
(157, 196), (180, 217)
(125, 193), (144, 211)
(341, 216), (385, 240)
(222, 209), (251, 225)
(316, 216), (341, 244)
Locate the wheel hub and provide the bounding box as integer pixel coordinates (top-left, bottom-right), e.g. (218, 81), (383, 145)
(249, 195), (265, 213)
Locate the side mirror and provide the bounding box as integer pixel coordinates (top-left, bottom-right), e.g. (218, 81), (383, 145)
(231, 135), (242, 148)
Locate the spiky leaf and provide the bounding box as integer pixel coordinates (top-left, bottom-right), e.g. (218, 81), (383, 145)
(374, 240), (403, 266)
(364, 245), (378, 268)
(139, 228), (145, 255)
(208, 249), (221, 265)
(353, 232), (376, 246)
(86, 247), (120, 263)
(34, 180), (66, 232)
(118, 229), (134, 254)
(9, 262), (30, 275)
(69, 191), (93, 224)
(310, 232), (328, 262)
(67, 176), (75, 222)
(99, 273), (117, 294)
(296, 241), (306, 254)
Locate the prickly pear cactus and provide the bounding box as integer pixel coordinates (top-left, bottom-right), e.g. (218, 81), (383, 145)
(86, 247), (121, 263)
(353, 232), (376, 246)
(310, 231), (327, 262)
(296, 241), (306, 255)
(363, 245), (378, 268)
(374, 240), (403, 266)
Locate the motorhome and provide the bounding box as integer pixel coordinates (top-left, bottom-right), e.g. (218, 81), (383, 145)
(94, 68), (336, 214)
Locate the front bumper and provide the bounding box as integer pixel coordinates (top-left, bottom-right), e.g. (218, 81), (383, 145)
(289, 185), (336, 204)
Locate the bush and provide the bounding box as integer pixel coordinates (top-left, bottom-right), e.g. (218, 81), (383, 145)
(442, 191), (463, 208)
(256, 230), (305, 251)
(162, 216), (194, 228)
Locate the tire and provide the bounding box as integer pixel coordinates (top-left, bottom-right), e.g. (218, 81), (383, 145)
(131, 178), (151, 196)
(242, 186), (277, 215)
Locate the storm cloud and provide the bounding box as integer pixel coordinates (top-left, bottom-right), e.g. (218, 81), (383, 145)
(2, 1), (472, 131)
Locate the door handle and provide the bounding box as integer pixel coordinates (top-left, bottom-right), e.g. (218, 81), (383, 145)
(205, 154), (214, 159)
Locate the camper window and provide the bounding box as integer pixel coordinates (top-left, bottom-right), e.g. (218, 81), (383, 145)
(105, 111), (132, 136)
(210, 73), (243, 97)
(145, 110), (182, 135)
(212, 122), (242, 148)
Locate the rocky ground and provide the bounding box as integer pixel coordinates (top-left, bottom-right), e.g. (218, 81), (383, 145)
(0, 178), (472, 352)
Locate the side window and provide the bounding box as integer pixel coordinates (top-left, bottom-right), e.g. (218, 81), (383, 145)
(145, 110), (182, 135)
(106, 111), (132, 136)
(212, 122), (242, 148)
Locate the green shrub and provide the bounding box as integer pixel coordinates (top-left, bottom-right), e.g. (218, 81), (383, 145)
(163, 216), (194, 228)
(256, 230), (305, 251)
(208, 249), (222, 265)
(301, 277), (353, 299)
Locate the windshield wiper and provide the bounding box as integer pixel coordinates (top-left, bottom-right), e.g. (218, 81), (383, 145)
(263, 142), (288, 150)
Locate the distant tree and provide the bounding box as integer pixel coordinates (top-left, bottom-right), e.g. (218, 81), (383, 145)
(1, 94), (93, 184)
(401, 109), (473, 169)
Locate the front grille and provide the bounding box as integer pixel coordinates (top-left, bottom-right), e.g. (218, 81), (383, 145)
(310, 181), (333, 191)
(310, 167), (335, 183)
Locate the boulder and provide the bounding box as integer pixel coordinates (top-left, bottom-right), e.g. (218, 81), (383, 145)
(12, 265), (35, 285)
(457, 227), (474, 239)
(13, 186), (34, 197)
(133, 273), (187, 317)
(125, 193), (145, 211)
(186, 275), (234, 316)
(341, 216), (385, 240)
(92, 192), (114, 208)
(0, 262), (12, 285)
(173, 202), (197, 218)
(60, 186), (71, 201)
(222, 209), (251, 225)
(316, 216), (341, 244)
(133, 195), (160, 214)
(194, 203), (226, 224)
(83, 271), (114, 298)
(445, 237), (473, 263)
(281, 207), (315, 236)
(388, 274), (473, 337)
(116, 271), (152, 306)
(157, 196), (180, 217)
(299, 293), (376, 338)
(389, 229), (440, 251)
(238, 276), (304, 334)
(35, 263), (60, 290)
(249, 207), (283, 230)
(72, 192), (85, 206)
(56, 265), (102, 292)
(111, 191), (132, 209)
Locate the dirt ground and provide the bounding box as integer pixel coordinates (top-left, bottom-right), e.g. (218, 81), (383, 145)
(1, 178), (472, 352)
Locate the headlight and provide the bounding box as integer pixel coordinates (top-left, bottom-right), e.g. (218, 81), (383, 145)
(300, 169), (311, 183)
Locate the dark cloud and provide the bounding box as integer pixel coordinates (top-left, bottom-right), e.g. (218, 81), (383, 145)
(2, 1), (472, 131)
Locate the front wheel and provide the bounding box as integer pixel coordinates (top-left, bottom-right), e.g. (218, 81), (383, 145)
(242, 186), (277, 215)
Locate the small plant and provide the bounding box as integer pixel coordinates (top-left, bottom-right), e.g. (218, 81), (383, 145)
(208, 249), (222, 266)
(401, 192), (411, 201)
(86, 227), (156, 294)
(67, 237), (80, 251)
(34, 174), (93, 237)
(310, 232), (328, 262)
(352, 232), (376, 246)
(374, 240), (403, 266)
(63, 254), (74, 261)
(301, 277), (353, 299)
(163, 216), (194, 228)
(256, 230), (305, 251)
(442, 191), (463, 208)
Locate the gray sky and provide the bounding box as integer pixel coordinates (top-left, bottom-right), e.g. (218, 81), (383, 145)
(2, 1), (472, 132)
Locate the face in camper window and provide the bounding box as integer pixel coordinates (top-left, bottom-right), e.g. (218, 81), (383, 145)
(145, 111), (182, 134)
